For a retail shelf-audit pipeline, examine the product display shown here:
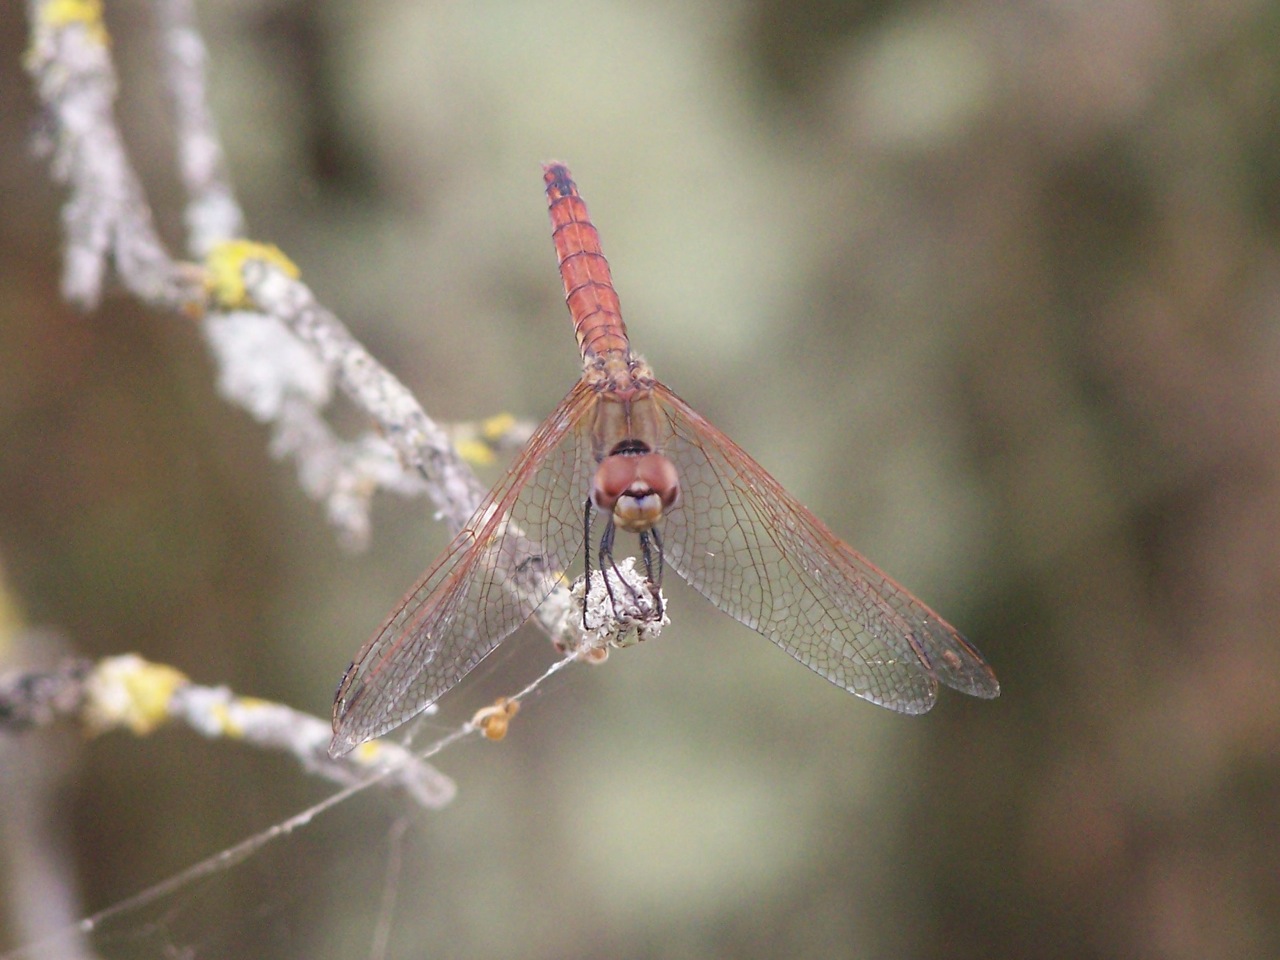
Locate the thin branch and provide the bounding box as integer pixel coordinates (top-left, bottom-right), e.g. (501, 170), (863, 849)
(236, 257), (488, 534)
(23, 0), (469, 549)
(0, 653), (456, 810)
(24, 0), (202, 311)
(153, 0), (246, 257)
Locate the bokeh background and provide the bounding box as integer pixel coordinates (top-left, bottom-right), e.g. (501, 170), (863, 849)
(3, 1), (1280, 958)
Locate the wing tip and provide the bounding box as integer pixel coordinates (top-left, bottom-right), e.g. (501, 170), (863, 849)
(327, 730), (360, 760)
(965, 672), (1001, 700)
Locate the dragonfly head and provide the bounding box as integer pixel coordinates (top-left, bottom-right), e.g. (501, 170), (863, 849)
(592, 448), (680, 533)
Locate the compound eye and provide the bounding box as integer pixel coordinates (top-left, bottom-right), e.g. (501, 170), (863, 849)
(634, 454), (680, 509)
(591, 456), (636, 511)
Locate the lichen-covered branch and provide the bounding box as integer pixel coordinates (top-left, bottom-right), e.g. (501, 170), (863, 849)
(22, 0), (483, 548)
(24, 0), (203, 311)
(233, 255), (488, 534)
(0, 652), (457, 809)
(153, 0), (246, 258)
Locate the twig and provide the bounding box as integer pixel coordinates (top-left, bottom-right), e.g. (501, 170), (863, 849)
(234, 256), (487, 534)
(153, 0), (246, 258)
(0, 653), (456, 809)
(24, 0), (202, 311)
(22, 0), (473, 548)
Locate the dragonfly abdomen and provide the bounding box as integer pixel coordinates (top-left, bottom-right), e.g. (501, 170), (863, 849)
(544, 163), (630, 363)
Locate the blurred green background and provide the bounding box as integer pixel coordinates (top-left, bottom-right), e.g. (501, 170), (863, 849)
(2, 1), (1279, 958)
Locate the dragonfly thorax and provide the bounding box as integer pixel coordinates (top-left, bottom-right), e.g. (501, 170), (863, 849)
(591, 448), (680, 533)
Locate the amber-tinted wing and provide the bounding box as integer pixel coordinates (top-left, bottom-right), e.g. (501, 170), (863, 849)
(329, 380), (599, 757)
(651, 382), (999, 711)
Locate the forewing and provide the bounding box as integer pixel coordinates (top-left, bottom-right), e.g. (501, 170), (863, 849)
(330, 380), (598, 756)
(652, 383), (999, 712)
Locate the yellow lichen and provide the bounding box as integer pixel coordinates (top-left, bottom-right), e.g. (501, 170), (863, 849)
(84, 655), (189, 736)
(455, 437), (496, 466)
(40, 0), (109, 46)
(210, 700), (241, 738)
(353, 740), (385, 763)
(481, 413), (517, 442)
(455, 413), (521, 465)
(205, 240), (299, 310)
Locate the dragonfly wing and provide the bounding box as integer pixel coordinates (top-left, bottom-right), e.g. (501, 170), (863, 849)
(651, 383), (998, 712)
(330, 380), (599, 756)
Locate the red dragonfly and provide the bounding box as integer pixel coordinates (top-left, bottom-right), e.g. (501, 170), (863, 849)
(329, 164), (998, 757)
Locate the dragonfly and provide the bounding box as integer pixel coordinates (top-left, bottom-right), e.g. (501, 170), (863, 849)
(329, 163), (998, 757)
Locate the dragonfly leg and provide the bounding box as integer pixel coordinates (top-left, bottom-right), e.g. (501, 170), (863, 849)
(596, 517), (624, 622)
(638, 527), (666, 619)
(581, 498), (594, 630)
(582, 504), (634, 629)
(600, 518), (658, 622)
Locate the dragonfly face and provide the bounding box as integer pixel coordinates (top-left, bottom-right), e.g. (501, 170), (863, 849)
(591, 446), (680, 533)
